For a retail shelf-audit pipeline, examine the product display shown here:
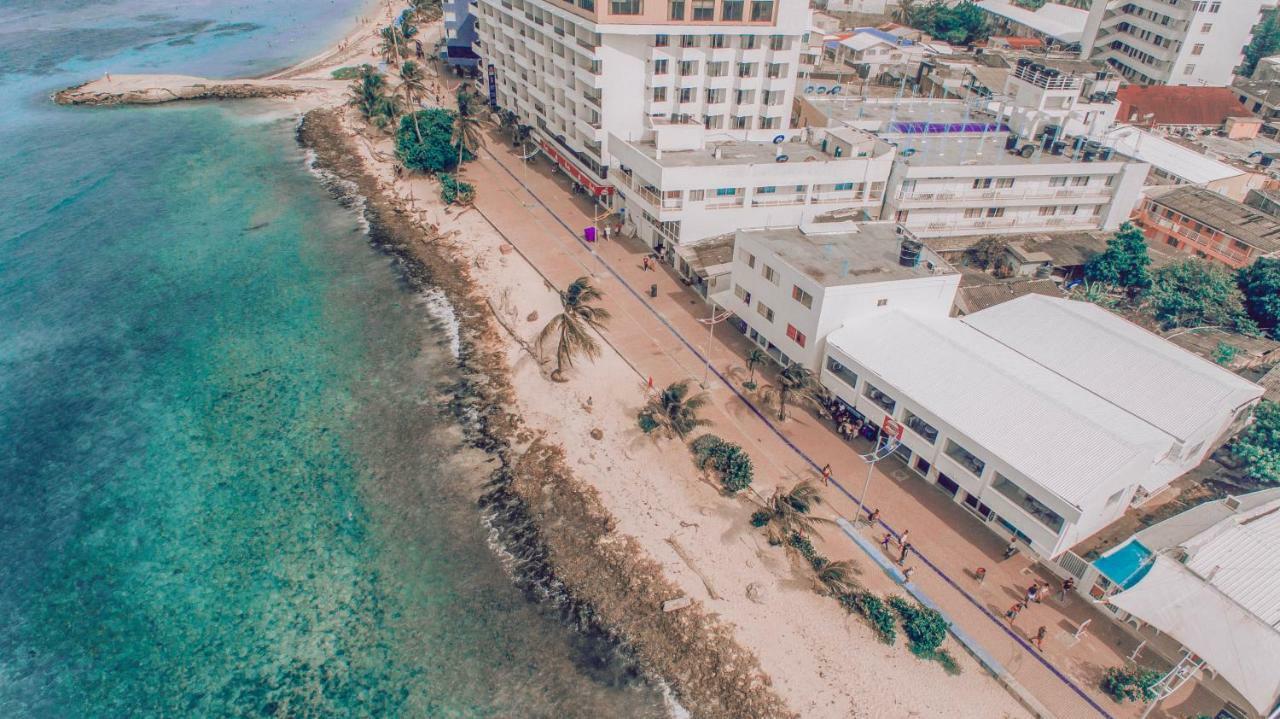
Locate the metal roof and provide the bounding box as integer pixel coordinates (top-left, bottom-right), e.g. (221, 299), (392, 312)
(827, 308), (1173, 506)
(1101, 125), (1242, 185)
(1145, 185), (1280, 254)
(961, 295), (1264, 442)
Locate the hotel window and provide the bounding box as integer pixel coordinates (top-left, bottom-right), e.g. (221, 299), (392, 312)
(833, 181), (854, 191)
(734, 88), (755, 104)
(944, 439), (986, 477)
(705, 88), (726, 103)
(721, 0), (744, 20)
(716, 187), (738, 196)
(711, 34), (728, 48)
(741, 34), (759, 49)
(610, 0), (641, 15)
(762, 89), (781, 105)
(1049, 176), (1067, 187)
(791, 285), (813, 308)
(964, 208), (982, 219)
(972, 177), (993, 189)
(825, 356), (858, 388)
(667, 0), (685, 19)
(759, 116), (780, 129)
(1071, 176), (1089, 186)
(737, 62), (756, 77)
(1191, 43), (1204, 55)
(738, 249), (755, 268)
(678, 87), (694, 102)
(732, 115), (751, 129)
(903, 410), (938, 444)
(876, 298), (888, 306)
(655, 33), (670, 46)
(1184, 64), (1196, 76)
(750, 0), (774, 20)
(769, 34), (785, 50)
(1201, 23), (1212, 32)
(986, 207), (1005, 218)
(652, 87), (668, 102)
(1038, 206), (1055, 216)
(766, 62), (785, 78)
(996, 177), (1014, 189)
(785, 323), (807, 348)
(680, 34), (699, 48)
(654, 59), (669, 74)
(708, 61), (728, 77)
(692, 0), (715, 20)
(757, 185), (776, 194)
(704, 114), (724, 129)
(756, 301), (774, 322)
(734, 284), (752, 304)
(689, 189), (706, 201)
(679, 60), (698, 76)
(762, 264), (779, 284)
(863, 382), (896, 413)
(992, 474), (1064, 533)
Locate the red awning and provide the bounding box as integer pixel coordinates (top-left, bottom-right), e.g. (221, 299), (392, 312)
(539, 140), (614, 197)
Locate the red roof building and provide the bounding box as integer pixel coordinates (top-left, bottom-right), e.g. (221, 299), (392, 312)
(1117, 85), (1256, 131)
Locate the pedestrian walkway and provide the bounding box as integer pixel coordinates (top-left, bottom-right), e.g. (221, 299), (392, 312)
(461, 127), (1226, 719)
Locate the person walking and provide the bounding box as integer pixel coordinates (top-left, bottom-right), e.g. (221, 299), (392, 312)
(1033, 625), (1047, 650)
(602, 225), (610, 241)
(642, 256), (651, 272)
(880, 533), (893, 552)
(898, 541), (912, 565)
(898, 529), (910, 547)
(902, 566), (914, 583)
(1002, 540), (1019, 560)
(974, 567), (987, 584)
(865, 508), (880, 527)
(1059, 577), (1076, 602)
(1004, 602), (1023, 624)
(1024, 584), (1039, 605)
(820, 463), (832, 486)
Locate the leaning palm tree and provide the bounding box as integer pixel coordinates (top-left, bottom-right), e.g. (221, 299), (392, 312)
(814, 559), (860, 597)
(379, 26), (406, 67)
(775, 363), (819, 421)
(759, 480), (832, 546)
(372, 93), (404, 131)
(537, 277), (611, 381)
(347, 65), (388, 122)
(451, 111), (485, 169)
(745, 348), (768, 387)
(640, 380), (712, 440)
(399, 60), (428, 140)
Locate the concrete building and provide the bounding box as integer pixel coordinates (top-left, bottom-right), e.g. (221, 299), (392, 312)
(822, 27), (928, 80)
(1133, 185), (1280, 268)
(474, 0), (810, 199)
(998, 56), (1121, 139)
(820, 294), (1264, 559)
(608, 123), (895, 247)
(713, 221), (959, 370)
(1099, 124), (1271, 201)
(1079, 0), (1267, 87)
(1117, 85), (1258, 137)
(977, 0), (1090, 51)
(442, 0), (482, 72)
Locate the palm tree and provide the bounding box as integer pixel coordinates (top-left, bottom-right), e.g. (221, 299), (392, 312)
(372, 93), (404, 131)
(775, 363), (818, 421)
(745, 348), (768, 387)
(409, 0), (442, 21)
(759, 481), (832, 546)
(537, 277), (611, 381)
(814, 559), (860, 597)
(641, 380), (712, 440)
(399, 60), (428, 141)
(379, 26), (405, 67)
(348, 65), (388, 122)
(456, 88), (479, 118)
(451, 111), (484, 169)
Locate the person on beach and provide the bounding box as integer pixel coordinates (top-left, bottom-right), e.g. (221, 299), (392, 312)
(1034, 626), (1047, 651)
(866, 508), (880, 527)
(898, 542), (912, 565)
(1005, 602), (1024, 624)
(642, 256), (651, 271)
(898, 528), (909, 546)
(820, 463), (832, 486)
(880, 533), (893, 552)
(1059, 577), (1076, 602)
(1002, 540), (1019, 560)
(974, 566), (987, 584)
(1024, 584), (1039, 604)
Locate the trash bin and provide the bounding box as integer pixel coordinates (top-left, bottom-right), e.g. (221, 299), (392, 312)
(649, 284), (658, 298)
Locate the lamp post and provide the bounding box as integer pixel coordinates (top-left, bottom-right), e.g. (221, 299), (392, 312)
(853, 417), (903, 525)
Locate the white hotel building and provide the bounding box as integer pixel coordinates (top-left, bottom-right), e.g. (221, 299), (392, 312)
(821, 295), (1263, 558)
(474, 0), (811, 196)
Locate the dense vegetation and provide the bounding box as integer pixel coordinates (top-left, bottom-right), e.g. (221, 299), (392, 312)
(900, 1), (990, 45)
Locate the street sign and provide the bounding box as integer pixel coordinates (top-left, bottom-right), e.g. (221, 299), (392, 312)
(881, 416), (905, 442)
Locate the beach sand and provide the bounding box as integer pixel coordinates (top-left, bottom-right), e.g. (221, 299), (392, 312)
(57, 7), (1037, 717)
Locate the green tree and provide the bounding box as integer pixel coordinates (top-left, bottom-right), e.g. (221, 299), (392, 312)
(1085, 222), (1152, 291)
(1146, 259), (1257, 333)
(1243, 9), (1280, 78)
(774, 363), (819, 421)
(814, 560), (860, 597)
(638, 380), (712, 439)
(379, 26), (407, 66)
(1237, 257), (1280, 339)
(1213, 341), (1239, 366)
(745, 348), (768, 388)
(1100, 666), (1163, 704)
(347, 65), (402, 129)
(537, 277), (611, 381)
(456, 88), (479, 118)
(396, 108), (460, 173)
(756, 481), (832, 546)
(398, 60), (429, 141)
(967, 237), (1010, 270)
(907, 1), (990, 45)
(451, 111), (485, 168)
(1234, 400), (1280, 485)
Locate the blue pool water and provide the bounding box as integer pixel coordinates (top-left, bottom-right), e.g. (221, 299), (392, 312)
(1094, 539), (1155, 589)
(0, 1), (667, 716)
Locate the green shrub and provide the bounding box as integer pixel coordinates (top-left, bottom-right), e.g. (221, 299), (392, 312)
(749, 509), (771, 527)
(330, 66), (362, 80)
(1101, 666), (1162, 703)
(637, 412), (660, 434)
(841, 591), (896, 644)
(889, 595), (950, 655)
(438, 173), (475, 205)
(690, 434), (724, 467)
(396, 109), (468, 173)
(689, 433), (754, 494)
(931, 648), (961, 675)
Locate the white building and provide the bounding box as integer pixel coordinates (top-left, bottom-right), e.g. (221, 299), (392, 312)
(998, 57), (1121, 139)
(823, 27), (929, 79)
(1099, 124), (1270, 201)
(608, 123), (895, 248)
(714, 222), (959, 370)
(820, 294), (1263, 559)
(474, 0), (810, 199)
(1079, 0), (1267, 87)
(976, 0), (1089, 50)
(796, 97), (1149, 239)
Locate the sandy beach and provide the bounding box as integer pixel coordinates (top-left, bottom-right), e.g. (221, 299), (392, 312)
(55, 6), (1038, 717)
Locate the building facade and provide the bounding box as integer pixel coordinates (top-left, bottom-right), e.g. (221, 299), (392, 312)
(1079, 0), (1266, 87)
(474, 0), (810, 198)
(1133, 185), (1280, 268)
(443, 0), (482, 71)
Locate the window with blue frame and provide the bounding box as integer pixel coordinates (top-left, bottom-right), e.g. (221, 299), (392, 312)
(834, 182), (854, 191)
(716, 187), (737, 196)
(757, 186), (776, 193)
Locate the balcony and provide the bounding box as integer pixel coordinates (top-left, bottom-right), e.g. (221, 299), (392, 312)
(897, 187), (1114, 207)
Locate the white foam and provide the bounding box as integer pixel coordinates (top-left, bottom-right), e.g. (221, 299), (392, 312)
(302, 147), (371, 235)
(417, 288), (461, 359)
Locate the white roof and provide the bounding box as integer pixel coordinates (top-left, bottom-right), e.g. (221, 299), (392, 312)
(962, 295), (1263, 442)
(827, 309), (1172, 506)
(1109, 501), (1280, 713)
(839, 32), (898, 52)
(1101, 125), (1243, 185)
(976, 0), (1088, 43)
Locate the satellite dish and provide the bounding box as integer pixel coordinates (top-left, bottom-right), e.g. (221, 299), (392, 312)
(815, 85), (829, 94)
(830, 86), (842, 95)
(775, 154), (789, 162)
(772, 134), (786, 144)
(804, 85), (815, 94)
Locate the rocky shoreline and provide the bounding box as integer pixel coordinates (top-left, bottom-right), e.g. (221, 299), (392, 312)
(296, 107), (793, 719)
(54, 77), (306, 106)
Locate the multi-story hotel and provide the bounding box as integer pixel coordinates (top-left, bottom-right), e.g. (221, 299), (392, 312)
(1079, 0), (1266, 87)
(474, 0), (811, 198)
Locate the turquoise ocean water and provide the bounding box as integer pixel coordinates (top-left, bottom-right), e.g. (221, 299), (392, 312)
(0, 2), (666, 716)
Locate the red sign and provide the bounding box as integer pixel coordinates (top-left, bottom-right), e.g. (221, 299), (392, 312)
(538, 140), (614, 197)
(881, 417), (905, 442)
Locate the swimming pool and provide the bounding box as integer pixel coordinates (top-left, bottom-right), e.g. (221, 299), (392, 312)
(1094, 539), (1155, 589)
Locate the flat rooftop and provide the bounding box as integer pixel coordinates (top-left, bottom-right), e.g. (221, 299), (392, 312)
(623, 131), (885, 168)
(1146, 185), (1280, 254)
(738, 221), (955, 287)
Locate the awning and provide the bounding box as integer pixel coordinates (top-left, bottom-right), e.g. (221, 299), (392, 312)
(538, 140), (613, 197)
(1108, 555), (1280, 714)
